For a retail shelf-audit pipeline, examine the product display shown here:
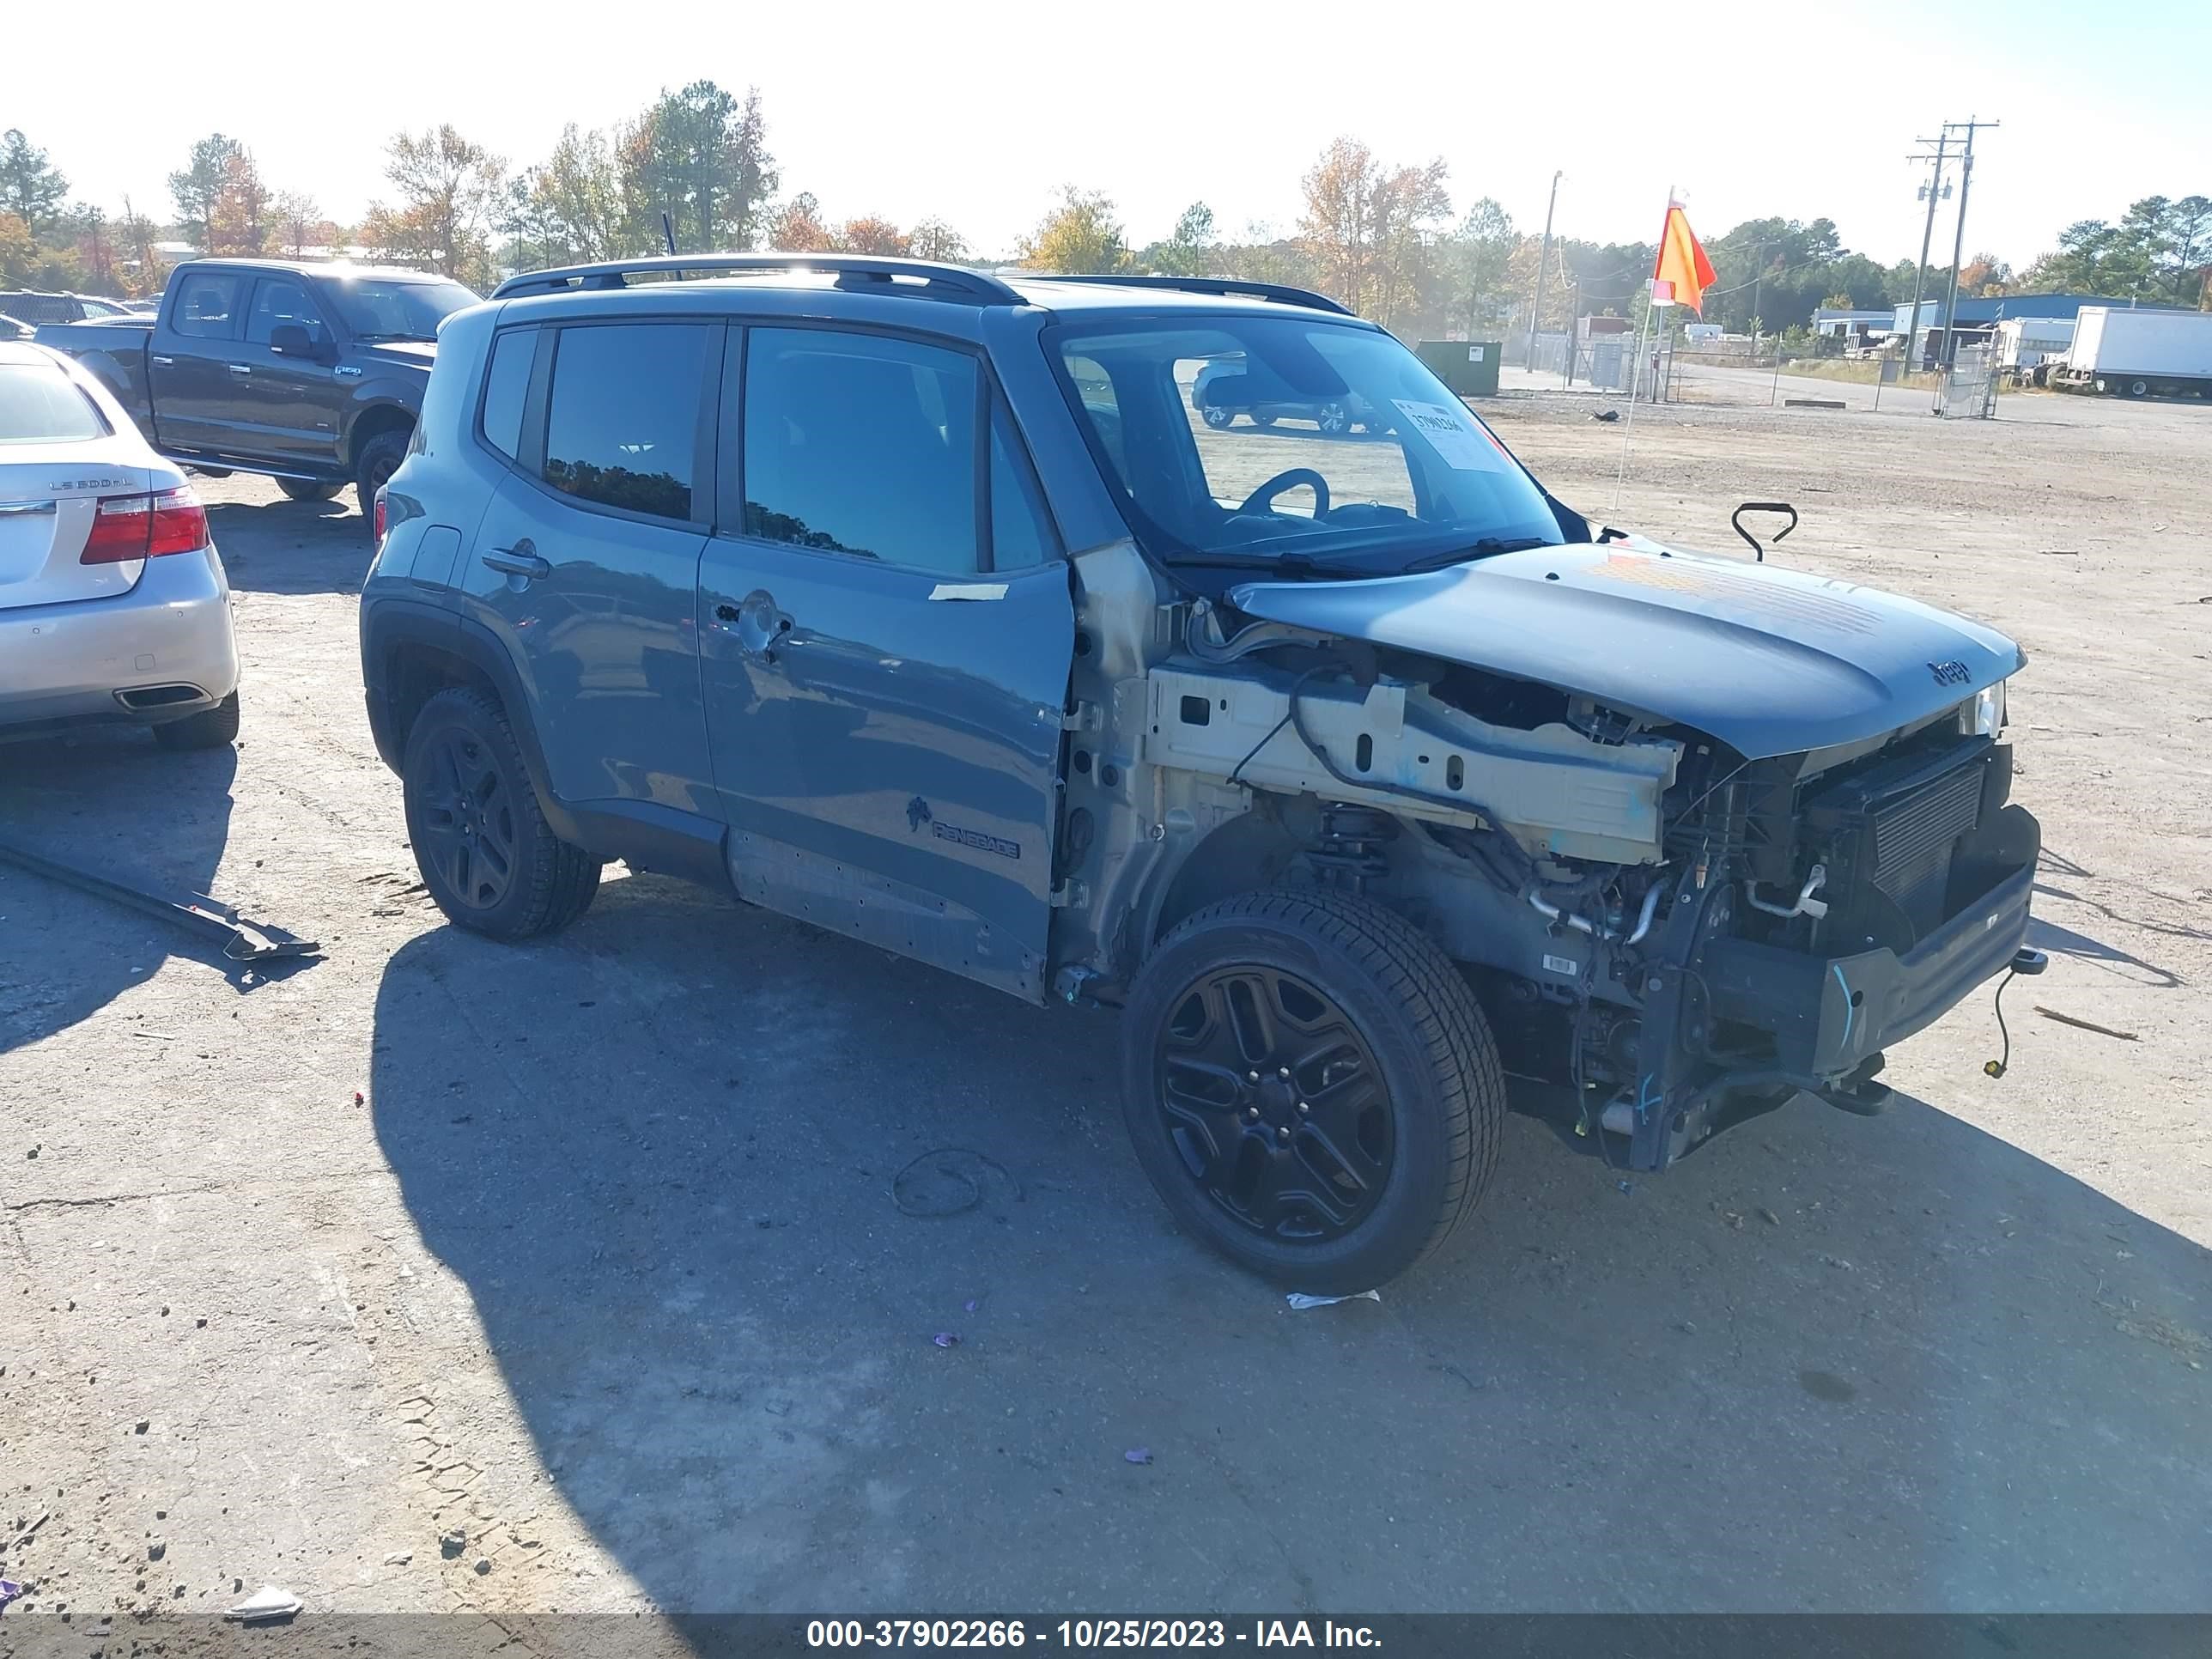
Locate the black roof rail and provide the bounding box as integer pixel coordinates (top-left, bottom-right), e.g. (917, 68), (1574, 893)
(490, 252), (1024, 305)
(1027, 274), (1355, 316)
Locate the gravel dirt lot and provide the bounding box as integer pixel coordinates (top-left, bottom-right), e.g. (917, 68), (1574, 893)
(3, 382), (2207, 1644)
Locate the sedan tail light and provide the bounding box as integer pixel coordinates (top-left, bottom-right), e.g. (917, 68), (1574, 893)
(373, 490), (387, 545)
(81, 486), (210, 564)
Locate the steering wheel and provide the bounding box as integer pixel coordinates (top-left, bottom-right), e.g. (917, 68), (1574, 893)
(1238, 468), (1330, 519)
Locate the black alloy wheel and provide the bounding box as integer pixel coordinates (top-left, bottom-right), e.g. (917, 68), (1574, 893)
(1157, 963), (1393, 1243)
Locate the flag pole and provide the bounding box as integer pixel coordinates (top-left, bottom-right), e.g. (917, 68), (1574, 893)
(1611, 185), (1671, 518)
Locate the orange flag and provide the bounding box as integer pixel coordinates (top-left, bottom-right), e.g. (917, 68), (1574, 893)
(1650, 204), (1718, 314)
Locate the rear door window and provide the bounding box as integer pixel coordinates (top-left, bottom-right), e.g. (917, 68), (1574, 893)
(742, 327), (981, 574)
(170, 271), (244, 340)
(539, 322), (712, 522)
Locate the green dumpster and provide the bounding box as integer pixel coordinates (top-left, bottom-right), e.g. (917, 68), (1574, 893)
(1415, 340), (1503, 398)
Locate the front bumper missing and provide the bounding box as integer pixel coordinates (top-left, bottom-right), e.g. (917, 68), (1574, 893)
(1619, 805), (2040, 1170)
(1698, 854), (2037, 1081)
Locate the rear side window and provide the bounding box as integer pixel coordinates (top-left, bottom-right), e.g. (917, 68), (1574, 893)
(743, 327), (980, 574)
(0, 364), (109, 443)
(540, 323), (710, 522)
(170, 271), (243, 340)
(478, 329), (534, 461)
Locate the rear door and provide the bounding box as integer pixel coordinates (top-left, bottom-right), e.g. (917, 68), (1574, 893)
(0, 359), (152, 612)
(455, 318), (721, 823)
(234, 274), (343, 469)
(149, 268), (249, 453)
(698, 324), (1075, 1000)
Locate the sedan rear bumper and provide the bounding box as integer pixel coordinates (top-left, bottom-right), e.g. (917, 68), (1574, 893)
(0, 547), (238, 737)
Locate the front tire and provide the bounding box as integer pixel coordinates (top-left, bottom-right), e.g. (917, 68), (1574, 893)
(278, 477), (344, 502)
(1200, 404), (1235, 429)
(1316, 401), (1351, 434)
(1119, 890), (1504, 1292)
(402, 686), (599, 939)
(152, 691), (240, 750)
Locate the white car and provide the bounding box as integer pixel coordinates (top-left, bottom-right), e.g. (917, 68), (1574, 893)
(0, 342), (240, 748)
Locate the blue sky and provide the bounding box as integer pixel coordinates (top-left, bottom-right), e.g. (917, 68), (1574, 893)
(12, 0), (2209, 266)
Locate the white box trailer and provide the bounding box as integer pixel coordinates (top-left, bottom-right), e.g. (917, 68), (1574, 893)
(1994, 316), (2074, 372)
(2051, 307), (2212, 397)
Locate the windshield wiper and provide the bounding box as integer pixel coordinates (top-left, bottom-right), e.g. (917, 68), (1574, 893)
(1398, 536), (1553, 574)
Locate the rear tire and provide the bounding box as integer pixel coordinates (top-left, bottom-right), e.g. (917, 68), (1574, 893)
(152, 691), (240, 750)
(354, 430), (410, 517)
(1119, 889), (1504, 1293)
(1316, 401), (1351, 434)
(278, 478), (343, 502)
(402, 686), (599, 940)
(2127, 379), (2150, 398)
(1200, 404), (1235, 429)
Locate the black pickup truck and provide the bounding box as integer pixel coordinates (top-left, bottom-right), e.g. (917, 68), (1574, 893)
(36, 258), (477, 507)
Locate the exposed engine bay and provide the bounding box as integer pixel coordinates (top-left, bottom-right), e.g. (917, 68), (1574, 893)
(1065, 551), (2040, 1176)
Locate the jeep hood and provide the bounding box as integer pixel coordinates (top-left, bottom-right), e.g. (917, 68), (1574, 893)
(1227, 541), (2024, 760)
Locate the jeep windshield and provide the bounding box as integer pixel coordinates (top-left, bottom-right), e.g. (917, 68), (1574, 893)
(319, 276), (477, 343)
(1048, 314), (1562, 581)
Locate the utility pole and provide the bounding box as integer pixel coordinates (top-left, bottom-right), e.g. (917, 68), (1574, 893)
(1937, 116), (1998, 370)
(1749, 242), (1770, 356)
(1525, 170), (1562, 374)
(1904, 130), (1950, 374)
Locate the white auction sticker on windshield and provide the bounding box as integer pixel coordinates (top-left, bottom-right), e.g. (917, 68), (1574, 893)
(1391, 399), (1509, 471)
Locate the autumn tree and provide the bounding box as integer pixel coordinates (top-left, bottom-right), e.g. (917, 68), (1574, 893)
(1020, 186), (1126, 273)
(2021, 195), (2212, 306)
(908, 217), (969, 263)
(1297, 137), (1449, 325)
(204, 147), (271, 256)
(1, 131), (70, 235)
(834, 215), (908, 255)
(362, 125), (506, 288)
(0, 213), (36, 286)
(763, 191), (834, 252)
(622, 82), (777, 252)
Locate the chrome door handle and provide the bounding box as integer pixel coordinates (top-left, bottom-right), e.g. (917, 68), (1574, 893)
(481, 543), (550, 580)
(227, 363), (252, 376)
(0, 499), (60, 517)
(151, 355), (174, 366)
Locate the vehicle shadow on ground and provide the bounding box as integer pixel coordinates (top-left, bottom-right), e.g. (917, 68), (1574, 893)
(369, 877), (2212, 1613)
(205, 496), (371, 597)
(0, 729), (242, 1053)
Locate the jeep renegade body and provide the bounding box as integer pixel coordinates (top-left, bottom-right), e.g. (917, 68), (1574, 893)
(359, 255), (2038, 1291)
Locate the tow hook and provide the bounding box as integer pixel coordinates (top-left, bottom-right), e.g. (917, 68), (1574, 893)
(1819, 1053), (1892, 1116)
(1984, 945), (2049, 1078)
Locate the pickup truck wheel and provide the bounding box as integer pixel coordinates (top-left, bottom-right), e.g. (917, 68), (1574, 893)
(1200, 404), (1235, 429)
(355, 432), (409, 514)
(277, 478), (344, 503)
(151, 691), (240, 750)
(402, 686), (599, 940)
(1120, 889), (1504, 1292)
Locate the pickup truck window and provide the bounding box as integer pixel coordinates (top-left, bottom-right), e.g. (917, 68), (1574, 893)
(172, 271), (244, 340)
(244, 277), (328, 347)
(542, 322), (708, 522)
(322, 277), (476, 343)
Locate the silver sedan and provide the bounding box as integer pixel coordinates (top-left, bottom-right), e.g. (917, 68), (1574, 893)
(0, 342), (240, 749)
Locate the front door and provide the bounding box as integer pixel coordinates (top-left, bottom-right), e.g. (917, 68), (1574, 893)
(235, 273), (343, 470)
(454, 319), (722, 827)
(699, 324), (1075, 1000)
